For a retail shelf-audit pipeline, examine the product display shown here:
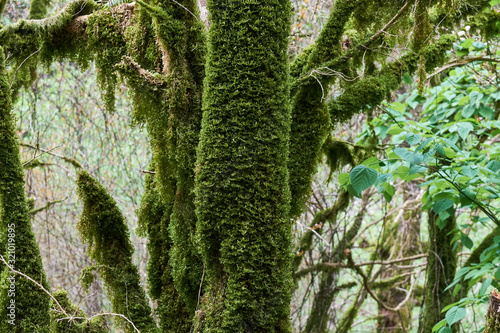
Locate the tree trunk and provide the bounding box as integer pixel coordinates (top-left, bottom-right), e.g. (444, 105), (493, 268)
(484, 290), (500, 333)
(418, 210), (458, 333)
(194, 0), (293, 330)
(377, 182), (422, 332)
(0, 46), (51, 332)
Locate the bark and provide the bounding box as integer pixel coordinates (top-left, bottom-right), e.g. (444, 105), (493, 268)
(377, 182), (422, 332)
(484, 290), (500, 333)
(418, 211), (458, 333)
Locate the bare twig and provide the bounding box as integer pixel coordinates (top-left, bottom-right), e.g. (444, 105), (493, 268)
(0, 255), (67, 316)
(21, 143), (82, 168)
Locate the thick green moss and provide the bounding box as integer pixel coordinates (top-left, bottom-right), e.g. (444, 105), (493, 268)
(87, 8), (128, 112)
(137, 167), (192, 331)
(50, 289), (108, 333)
(76, 171), (157, 333)
(194, 0), (293, 330)
(0, 46), (51, 333)
(28, 0), (49, 20)
(121, 0), (207, 322)
(287, 0), (359, 217)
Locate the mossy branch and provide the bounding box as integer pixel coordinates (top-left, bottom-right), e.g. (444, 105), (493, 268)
(76, 170), (158, 333)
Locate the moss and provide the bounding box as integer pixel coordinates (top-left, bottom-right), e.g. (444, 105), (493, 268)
(418, 210), (458, 333)
(86, 8), (128, 112)
(287, 0), (362, 217)
(119, 0), (207, 323)
(28, 0), (49, 20)
(194, 0), (293, 330)
(50, 289), (108, 333)
(0, 0), (7, 15)
(0, 46), (52, 333)
(76, 171), (158, 333)
(137, 166), (192, 331)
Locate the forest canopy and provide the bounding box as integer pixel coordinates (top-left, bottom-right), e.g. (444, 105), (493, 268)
(0, 0), (500, 332)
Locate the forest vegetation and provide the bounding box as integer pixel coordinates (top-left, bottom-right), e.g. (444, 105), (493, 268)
(0, 0), (500, 332)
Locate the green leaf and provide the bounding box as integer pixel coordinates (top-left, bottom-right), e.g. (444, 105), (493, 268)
(461, 165), (478, 178)
(472, 41), (486, 50)
(338, 173), (349, 186)
(490, 0), (500, 5)
(394, 148), (414, 162)
(350, 165), (378, 193)
(391, 102), (406, 113)
(479, 105), (494, 119)
(445, 306), (466, 326)
(433, 199), (454, 214)
(487, 160), (500, 173)
(346, 184), (361, 198)
(461, 38), (474, 48)
(479, 277), (493, 296)
(462, 104), (475, 118)
(432, 319), (447, 333)
(439, 327), (452, 333)
(460, 234), (473, 250)
(383, 183), (395, 202)
(452, 284), (461, 297)
(361, 157), (380, 167)
(456, 122), (473, 140)
(406, 133), (423, 145)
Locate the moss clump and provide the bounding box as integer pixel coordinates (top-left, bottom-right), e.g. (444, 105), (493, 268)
(50, 289), (108, 333)
(287, 0), (359, 217)
(87, 8), (128, 112)
(137, 167), (192, 331)
(0, 46), (52, 333)
(28, 0), (49, 20)
(194, 0), (294, 330)
(76, 171), (157, 333)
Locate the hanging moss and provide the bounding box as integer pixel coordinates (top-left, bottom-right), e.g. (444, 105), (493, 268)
(86, 8), (128, 112)
(137, 166), (192, 331)
(50, 289), (108, 333)
(0, 46), (51, 333)
(28, 0), (49, 20)
(119, 0), (207, 321)
(194, 0), (293, 330)
(76, 171), (158, 333)
(287, 0), (359, 217)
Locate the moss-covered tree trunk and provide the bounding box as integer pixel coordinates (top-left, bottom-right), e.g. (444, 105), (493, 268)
(194, 0), (293, 331)
(483, 290), (500, 333)
(0, 46), (51, 332)
(377, 182), (422, 332)
(418, 210), (458, 333)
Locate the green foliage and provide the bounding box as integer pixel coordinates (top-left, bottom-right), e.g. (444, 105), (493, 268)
(0, 46), (51, 333)
(76, 171), (157, 333)
(194, 0), (294, 330)
(346, 57), (500, 331)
